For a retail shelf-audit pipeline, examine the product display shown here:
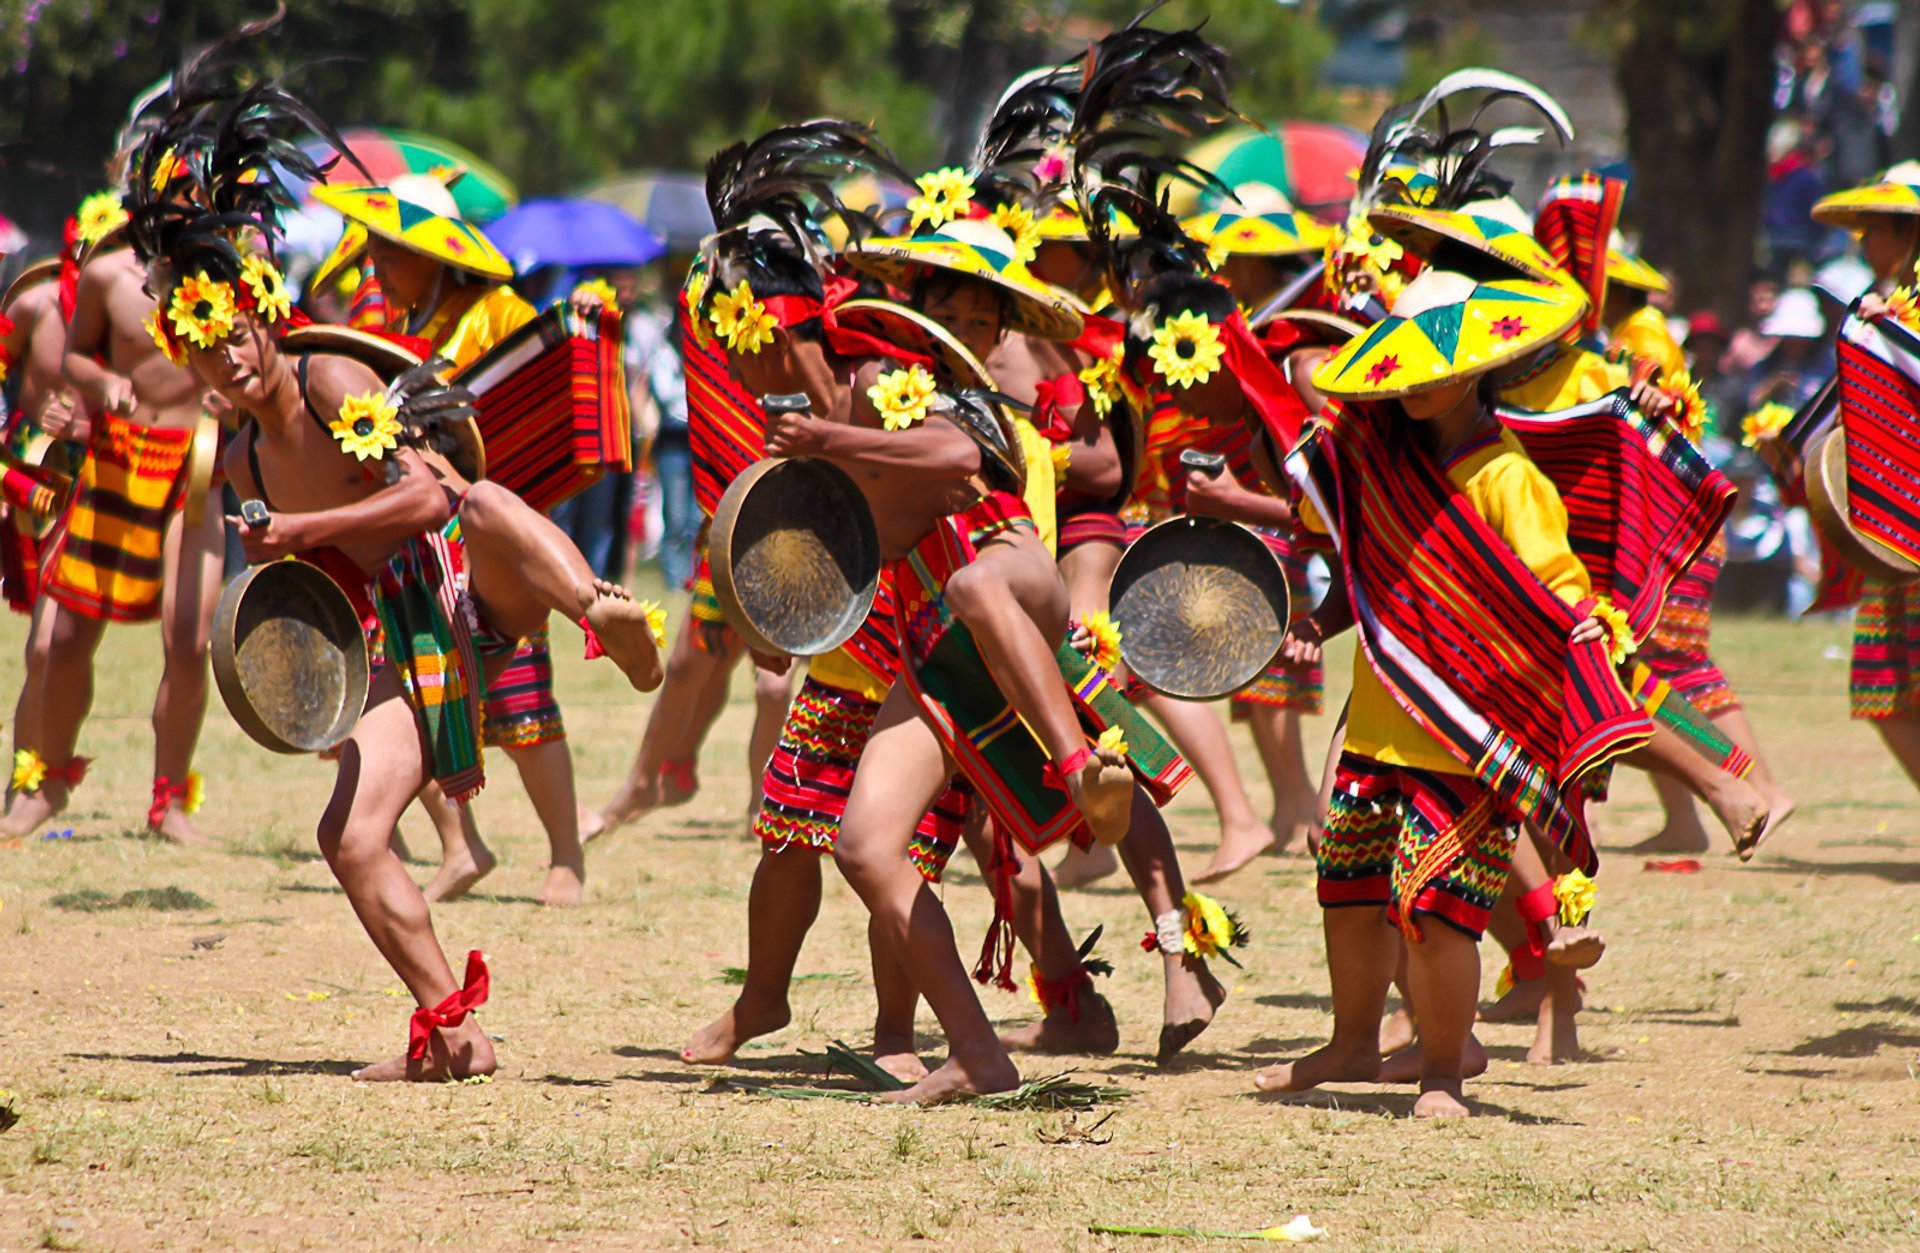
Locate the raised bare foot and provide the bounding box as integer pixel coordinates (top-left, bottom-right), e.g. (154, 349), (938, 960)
(575, 803), (606, 845)
(1378, 1004), (1417, 1056)
(537, 861), (585, 908)
(1252, 1039), (1382, 1093)
(681, 995), (791, 1064)
(1413, 1081), (1470, 1119)
(1377, 1033), (1488, 1084)
(423, 843), (496, 903)
(1, 788), (65, 840)
(1067, 748), (1135, 846)
(1194, 818), (1275, 884)
(151, 806), (214, 847)
(1158, 956), (1227, 1064)
(352, 1018), (496, 1083)
(580, 580), (665, 693)
(1706, 775), (1769, 861)
(1626, 823), (1711, 855)
(1000, 990), (1121, 1056)
(594, 774), (660, 840)
(875, 1052), (1019, 1105)
(1053, 843), (1120, 890)
(1547, 924), (1606, 969)
(869, 1034), (930, 1085)
(1480, 975), (1549, 1023)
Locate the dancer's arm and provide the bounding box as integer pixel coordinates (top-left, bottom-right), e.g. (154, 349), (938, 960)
(61, 263), (134, 418)
(229, 452), (452, 561)
(766, 405), (982, 482)
(1182, 466), (1293, 529)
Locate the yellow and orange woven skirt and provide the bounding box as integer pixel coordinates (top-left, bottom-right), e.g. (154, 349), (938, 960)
(44, 414), (197, 623)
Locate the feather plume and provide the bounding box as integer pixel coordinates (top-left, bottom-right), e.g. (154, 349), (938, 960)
(971, 63), (1081, 212)
(1352, 67), (1572, 215)
(379, 358), (478, 482)
(701, 120), (906, 283)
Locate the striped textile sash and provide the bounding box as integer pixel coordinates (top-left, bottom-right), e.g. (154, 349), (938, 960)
(1533, 174), (1625, 335)
(682, 295), (765, 517)
(1494, 389), (1735, 641)
(373, 520), (486, 803)
(1624, 661), (1751, 778)
(43, 413), (192, 622)
(481, 628), (565, 749)
(1836, 311), (1920, 567)
(1287, 403), (1652, 875)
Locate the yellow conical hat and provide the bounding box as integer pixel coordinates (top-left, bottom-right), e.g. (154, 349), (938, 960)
(311, 174), (512, 280)
(1811, 161), (1920, 229)
(1312, 268), (1586, 399)
(1605, 248), (1670, 295)
(1183, 185), (1332, 259)
(845, 218), (1085, 341)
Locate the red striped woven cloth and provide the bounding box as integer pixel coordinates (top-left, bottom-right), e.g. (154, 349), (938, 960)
(1837, 311), (1920, 568)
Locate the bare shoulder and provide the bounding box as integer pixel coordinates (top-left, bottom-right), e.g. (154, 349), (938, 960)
(299, 352), (387, 418)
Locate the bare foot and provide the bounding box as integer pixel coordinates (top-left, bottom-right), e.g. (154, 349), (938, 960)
(1377, 1033), (1488, 1084)
(1270, 804), (1315, 857)
(1158, 956), (1227, 1064)
(682, 995), (790, 1064)
(594, 773), (660, 840)
(1626, 823), (1711, 855)
(1053, 843), (1120, 890)
(1479, 974), (1552, 1024)
(151, 806), (214, 847)
(1067, 748), (1135, 846)
(1194, 818), (1275, 884)
(999, 990), (1121, 1056)
(869, 1034), (929, 1084)
(875, 1051), (1019, 1105)
(575, 804), (606, 845)
(1, 788), (65, 840)
(352, 1017), (496, 1083)
(1705, 774), (1768, 860)
(1378, 1004), (1417, 1056)
(1547, 924), (1606, 969)
(1528, 968), (1582, 1065)
(1252, 1039), (1382, 1093)
(580, 580), (665, 693)
(423, 842), (496, 903)
(537, 861), (585, 908)
(1413, 1081), (1470, 1119)
(1743, 782), (1796, 860)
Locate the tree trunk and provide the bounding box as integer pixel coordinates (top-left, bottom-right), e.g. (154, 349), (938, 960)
(1616, 0), (1777, 322)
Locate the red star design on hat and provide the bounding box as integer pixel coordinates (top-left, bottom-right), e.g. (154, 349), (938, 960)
(1490, 316), (1527, 341)
(444, 235), (468, 255)
(1365, 355), (1400, 385)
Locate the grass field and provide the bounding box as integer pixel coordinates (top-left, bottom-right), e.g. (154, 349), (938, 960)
(0, 602), (1917, 1251)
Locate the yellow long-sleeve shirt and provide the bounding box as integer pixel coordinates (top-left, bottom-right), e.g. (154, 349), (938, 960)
(1608, 305), (1687, 386)
(1495, 342), (1627, 412)
(414, 283), (538, 375)
(1305, 426), (1593, 775)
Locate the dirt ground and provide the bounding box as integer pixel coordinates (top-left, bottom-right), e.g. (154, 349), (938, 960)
(1, 604), (1917, 1251)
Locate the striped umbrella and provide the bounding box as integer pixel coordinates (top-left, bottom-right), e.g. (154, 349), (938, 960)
(1172, 122), (1368, 223)
(582, 171), (713, 252)
(298, 128), (518, 224)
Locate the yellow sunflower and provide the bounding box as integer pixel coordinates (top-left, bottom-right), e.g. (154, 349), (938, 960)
(239, 255), (292, 324)
(1889, 285), (1920, 331)
(1095, 725), (1129, 759)
(640, 600), (669, 649)
(183, 771), (204, 815)
(1078, 347), (1124, 419)
(329, 392), (403, 462)
(1669, 371), (1705, 437)
(1180, 891), (1246, 963)
(1739, 402), (1794, 449)
(908, 167), (975, 232)
(1553, 869), (1597, 927)
(1591, 597), (1635, 666)
(710, 280), (776, 355)
(1083, 609), (1123, 674)
(74, 191), (129, 248)
(1148, 311), (1226, 388)
(683, 268), (713, 347)
(989, 202), (1041, 263)
(572, 277), (620, 313)
(1049, 441), (1072, 479)
(12, 749), (47, 794)
(166, 273), (237, 349)
(867, 365), (939, 431)
(144, 311), (186, 367)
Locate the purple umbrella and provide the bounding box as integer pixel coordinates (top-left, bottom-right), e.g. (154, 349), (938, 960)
(486, 198), (665, 270)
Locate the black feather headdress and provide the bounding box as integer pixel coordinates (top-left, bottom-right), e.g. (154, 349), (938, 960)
(1351, 68), (1573, 217)
(379, 358), (480, 485)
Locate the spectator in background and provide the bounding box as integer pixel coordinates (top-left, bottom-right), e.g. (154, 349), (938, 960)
(1747, 286), (1832, 412)
(1764, 119), (1835, 266)
(624, 263), (695, 591)
(1680, 311), (1739, 438)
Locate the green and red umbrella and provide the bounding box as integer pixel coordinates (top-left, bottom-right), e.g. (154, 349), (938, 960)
(298, 128), (519, 224)
(1172, 122), (1368, 223)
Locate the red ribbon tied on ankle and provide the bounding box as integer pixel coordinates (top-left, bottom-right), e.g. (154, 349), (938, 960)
(660, 759), (697, 792)
(147, 775), (186, 829)
(407, 950), (491, 1060)
(1041, 746), (1091, 792)
(578, 617), (606, 660)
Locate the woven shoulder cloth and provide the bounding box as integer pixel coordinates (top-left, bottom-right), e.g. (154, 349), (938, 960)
(1286, 402), (1652, 874)
(1494, 388), (1736, 642)
(1837, 310), (1920, 568)
(683, 293), (767, 517)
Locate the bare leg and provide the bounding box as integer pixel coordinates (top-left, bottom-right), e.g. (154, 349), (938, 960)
(1873, 716), (1920, 793)
(1051, 541), (1130, 888)
(501, 739), (587, 907)
(1528, 960), (1583, 1065)
(9, 597), (56, 762)
(1253, 906), (1394, 1092)
(3, 603), (103, 837)
(1244, 703), (1318, 858)
(834, 684), (1018, 1104)
(328, 668), (495, 1083)
(682, 845), (822, 1064)
(1140, 692), (1272, 878)
(599, 615), (740, 832)
(1478, 885), (1552, 1024)
(1635, 772), (1712, 854)
(868, 916), (929, 1083)
(419, 781), (495, 902)
(459, 482), (662, 692)
(148, 501), (222, 845)
(1403, 922), (1479, 1117)
(747, 664), (793, 816)
(1115, 797), (1227, 1062)
(1623, 723), (1767, 858)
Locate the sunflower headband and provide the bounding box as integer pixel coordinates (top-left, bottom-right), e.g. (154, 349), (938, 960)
(145, 254), (294, 365)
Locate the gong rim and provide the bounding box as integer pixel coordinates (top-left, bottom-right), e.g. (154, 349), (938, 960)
(0, 434), (75, 541)
(1108, 516), (1292, 700)
(709, 456), (881, 657)
(1806, 427), (1919, 582)
(212, 561), (371, 754)
(182, 412), (220, 528)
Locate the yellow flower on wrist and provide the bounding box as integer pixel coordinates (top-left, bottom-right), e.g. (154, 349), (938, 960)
(1740, 402), (1794, 448)
(867, 365), (938, 431)
(1095, 724), (1128, 759)
(240, 256), (292, 324)
(710, 280), (776, 355)
(908, 167), (975, 232)
(74, 191), (129, 248)
(989, 202), (1040, 263)
(1889, 286), (1920, 330)
(1049, 441), (1072, 479)
(166, 273), (237, 350)
(11, 749), (47, 795)
(1148, 311), (1225, 389)
(1668, 371), (1705, 438)
(330, 392), (403, 462)
(639, 600), (669, 649)
(1179, 890), (1247, 963)
(1553, 868), (1596, 927)
(1083, 609), (1123, 675)
(1591, 597), (1634, 666)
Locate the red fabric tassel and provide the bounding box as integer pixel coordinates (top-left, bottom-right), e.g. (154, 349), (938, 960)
(148, 776), (186, 829)
(1041, 746), (1091, 792)
(408, 950), (491, 1059)
(660, 758), (697, 792)
(1509, 881), (1559, 982)
(972, 825), (1021, 992)
(45, 757), (89, 791)
(1030, 966), (1093, 1021)
(1031, 373), (1087, 443)
(579, 618), (606, 660)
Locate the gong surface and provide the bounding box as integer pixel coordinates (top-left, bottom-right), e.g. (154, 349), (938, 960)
(709, 457), (881, 656)
(1806, 427), (1919, 582)
(1109, 516), (1291, 700)
(212, 561), (370, 753)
